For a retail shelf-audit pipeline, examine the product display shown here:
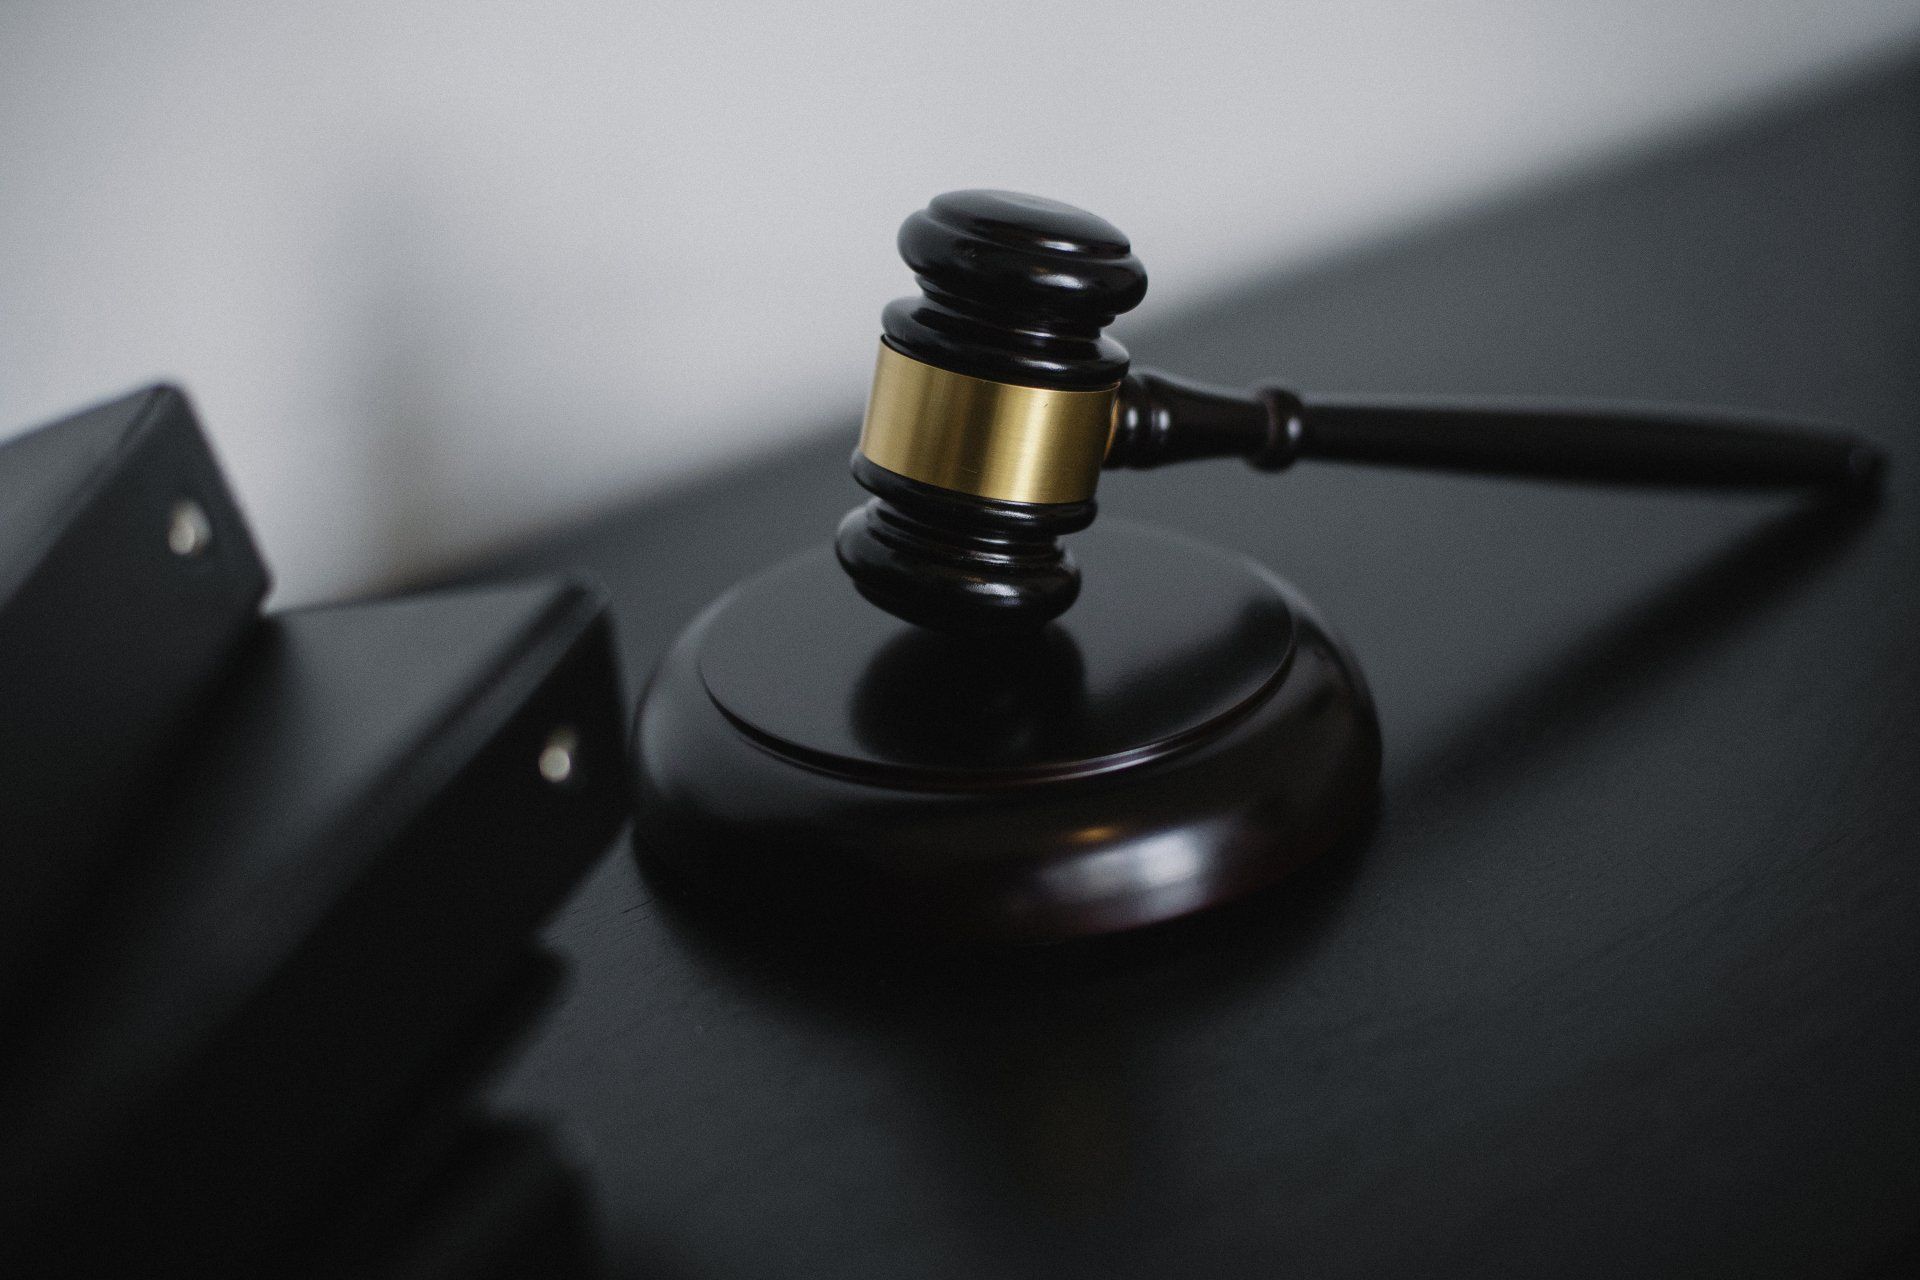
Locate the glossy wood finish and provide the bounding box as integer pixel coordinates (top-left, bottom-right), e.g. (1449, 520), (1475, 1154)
(841, 190), (1149, 634)
(1111, 366), (1886, 487)
(850, 187), (1881, 637)
(835, 453), (1097, 635)
(883, 189), (1147, 391)
(637, 521), (1379, 942)
(457, 59), (1920, 1279)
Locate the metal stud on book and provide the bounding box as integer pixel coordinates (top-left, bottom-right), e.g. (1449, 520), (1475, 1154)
(632, 189), (1887, 944)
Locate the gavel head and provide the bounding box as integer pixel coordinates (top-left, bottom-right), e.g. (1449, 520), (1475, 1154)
(834, 189), (1148, 636)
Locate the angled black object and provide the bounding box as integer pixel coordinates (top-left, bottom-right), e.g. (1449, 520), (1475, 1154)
(0, 578), (627, 1276)
(0, 385), (267, 1002)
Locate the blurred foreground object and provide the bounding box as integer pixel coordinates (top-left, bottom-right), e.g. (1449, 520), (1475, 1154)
(0, 387), (268, 1006)
(0, 389), (630, 1276)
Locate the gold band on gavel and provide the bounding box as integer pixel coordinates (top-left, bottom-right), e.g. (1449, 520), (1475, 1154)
(856, 342), (1118, 505)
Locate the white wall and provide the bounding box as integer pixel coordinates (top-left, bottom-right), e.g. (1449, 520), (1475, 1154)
(3, 1), (1917, 603)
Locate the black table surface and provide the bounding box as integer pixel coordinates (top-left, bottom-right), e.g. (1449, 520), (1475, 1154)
(453, 55), (1920, 1279)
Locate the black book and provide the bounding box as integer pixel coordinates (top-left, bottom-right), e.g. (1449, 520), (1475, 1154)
(0, 386), (268, 1000)
(0, 578), (629, 1274)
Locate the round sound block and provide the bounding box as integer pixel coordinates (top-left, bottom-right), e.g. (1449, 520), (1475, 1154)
(632, 520), (1381, 943)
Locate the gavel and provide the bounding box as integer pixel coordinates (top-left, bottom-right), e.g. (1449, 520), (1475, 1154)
(836, 189), (1883, 636)
(633, 188), (1885, 944)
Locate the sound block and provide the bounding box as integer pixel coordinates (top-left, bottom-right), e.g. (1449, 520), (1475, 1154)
(634, 519), (1382, 942)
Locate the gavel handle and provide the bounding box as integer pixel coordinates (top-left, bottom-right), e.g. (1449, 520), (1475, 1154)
(1109, 369), (1887, 491)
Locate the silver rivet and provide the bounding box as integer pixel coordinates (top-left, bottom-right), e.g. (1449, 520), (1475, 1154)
(167, 500), (213, 557)
(539, 727), (578, 786)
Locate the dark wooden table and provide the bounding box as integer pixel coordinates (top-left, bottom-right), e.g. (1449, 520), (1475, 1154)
(458, 55), (1920, 1278)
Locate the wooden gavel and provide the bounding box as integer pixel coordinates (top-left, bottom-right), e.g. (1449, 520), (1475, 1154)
(631, 187), (1890, 944)
(836, 189), (1885, 635)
